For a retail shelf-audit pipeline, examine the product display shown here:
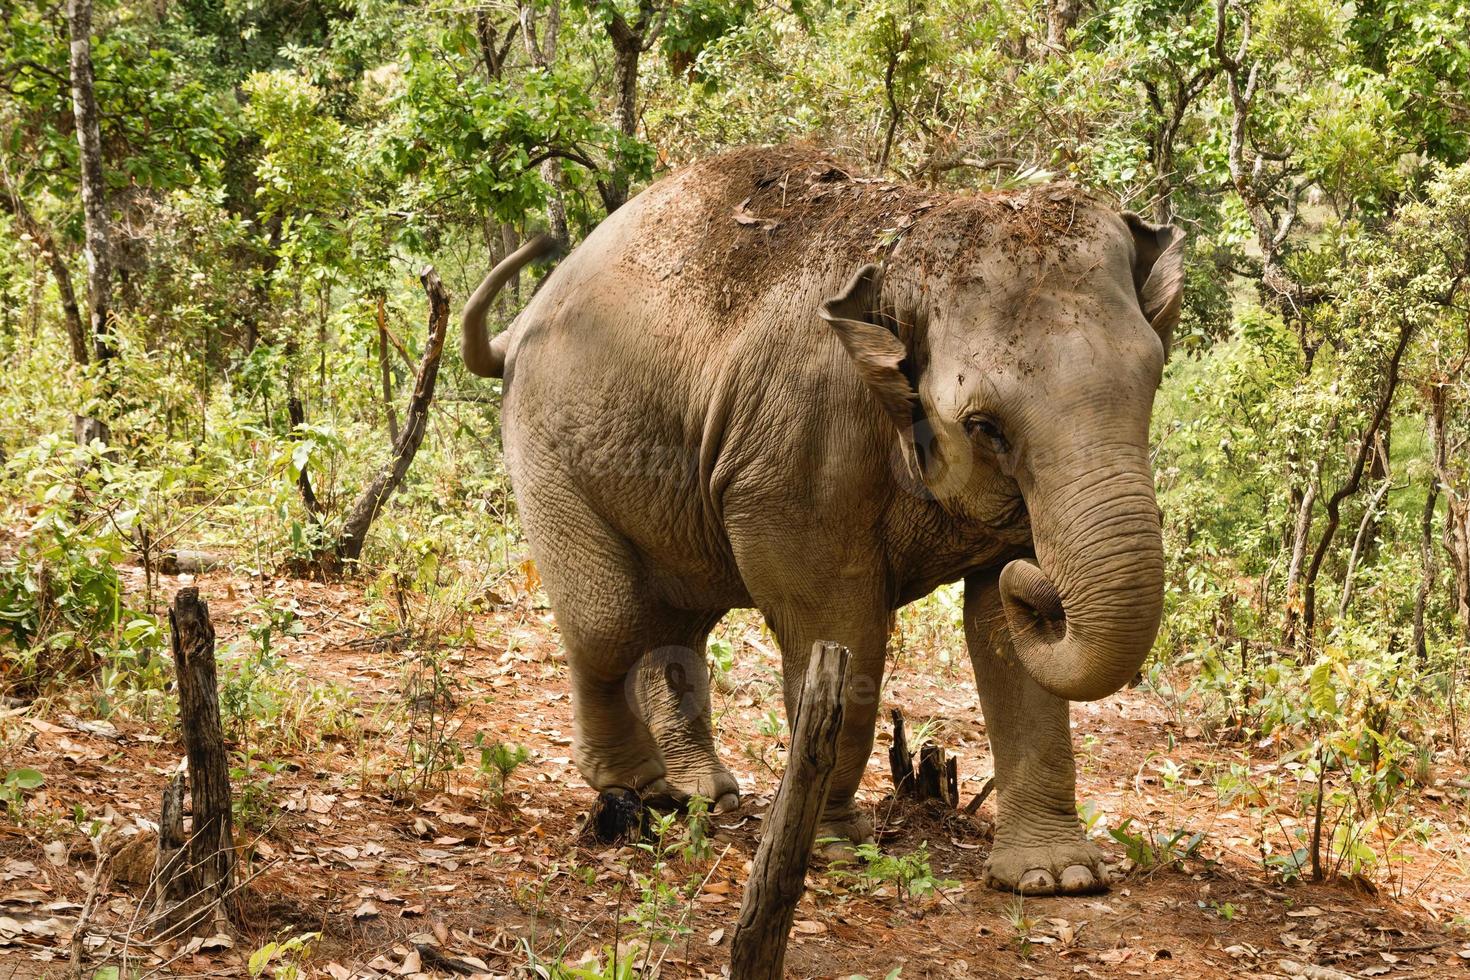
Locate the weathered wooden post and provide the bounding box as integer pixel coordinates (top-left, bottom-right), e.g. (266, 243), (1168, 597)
(730, 640), (849, 978)
(155, 587), (235, 936)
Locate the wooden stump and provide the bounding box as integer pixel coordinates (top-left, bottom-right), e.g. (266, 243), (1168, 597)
(888, 708), (958, 805)
(154, 587), (235, 936)
(730, 641), (849, 979)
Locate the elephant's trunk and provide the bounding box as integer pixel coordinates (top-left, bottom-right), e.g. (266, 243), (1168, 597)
(1000, 442), (1163, 702)
(461, 234), (559, 379)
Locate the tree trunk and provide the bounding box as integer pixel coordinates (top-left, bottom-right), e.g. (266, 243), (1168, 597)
(1413, 478), (1440, 663)
(158, 588), (236, 936)
(730, 641), (849, 980)
(0, 194), (89, 364)
(1301, 329), (1413, 642)
(520, 0), (571, 246)
(375, 294), (399, 443)
(66, 0), (113, 369)
(1046, 0), (1081, 52)
(606, 37), (640, 212)
(1338, 476), (1393, 621)
(603, 2), (662, 214)
(336, 267), (450, 564)
(1283, 477), (1318, 646)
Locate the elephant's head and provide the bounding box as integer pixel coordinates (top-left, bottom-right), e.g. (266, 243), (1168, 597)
(820, 199), (1184, 702)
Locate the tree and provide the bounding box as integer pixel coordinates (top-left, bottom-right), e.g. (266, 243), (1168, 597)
(65, 0), (112, 443)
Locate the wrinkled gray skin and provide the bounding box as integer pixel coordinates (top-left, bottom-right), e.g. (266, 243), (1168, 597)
(462, 148), (1184, 895)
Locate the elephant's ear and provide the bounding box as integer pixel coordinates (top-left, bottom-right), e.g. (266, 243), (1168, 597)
(819, 264), (916, 430)
(1123, 213), (1186, 357)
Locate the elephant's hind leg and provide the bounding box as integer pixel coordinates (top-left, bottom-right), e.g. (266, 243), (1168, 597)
(964, 569), (1111, 895)
(627, 611), (740, 812)
(518, 495), (669, 796)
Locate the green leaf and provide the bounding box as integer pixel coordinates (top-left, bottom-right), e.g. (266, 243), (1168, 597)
(7, 769), (44, 790)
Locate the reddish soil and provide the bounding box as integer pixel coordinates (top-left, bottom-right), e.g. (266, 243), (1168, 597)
(3, 564), (1469, 978)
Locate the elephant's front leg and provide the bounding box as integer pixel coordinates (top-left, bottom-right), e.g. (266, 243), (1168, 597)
(965, 570), (1110, 894)
(765, 596), (889, 856)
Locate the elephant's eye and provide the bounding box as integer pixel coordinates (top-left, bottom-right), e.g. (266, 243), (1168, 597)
(964, 414), (1009, 455)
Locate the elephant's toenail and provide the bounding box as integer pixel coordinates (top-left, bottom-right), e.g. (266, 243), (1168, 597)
(1059, 865), (1095, 891)
(713, 792), (740, 814)
(1017, 869), (1055, 893)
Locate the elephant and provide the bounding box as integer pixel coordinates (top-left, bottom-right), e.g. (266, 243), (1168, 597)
(461, 146), (1183, 895)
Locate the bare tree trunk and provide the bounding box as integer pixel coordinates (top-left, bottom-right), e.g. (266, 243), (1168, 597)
(602, 2), (663, 213)
(1301, 328), (1414, 641)
(66, 0), (113, 368)
(499, 223), (520, 310)
(1413, 478), (1440, 663)
(607, 38), (640, 212)
(337, 268), (450, 564)
(1046, 0), (1081, 51)
(730, 641), (849, 979)
(1283, 476), (1317, 646)
(1339, 476), (1393, 620)
(520, 0), (570, 246)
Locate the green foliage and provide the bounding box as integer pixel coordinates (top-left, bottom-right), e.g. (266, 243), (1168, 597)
(829, 841), (957, 900)
(247, 931), (319, 979)
(0, 438), (164, 700)
(0, 767), (44, 820)
(1108, 819), (1208, 871)
(474, 735), (531, 805)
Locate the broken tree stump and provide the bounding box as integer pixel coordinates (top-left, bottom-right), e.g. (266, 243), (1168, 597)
(154, 587), (235, 936)
(888, 708), (958, 806)
(731, 640), (849, 980)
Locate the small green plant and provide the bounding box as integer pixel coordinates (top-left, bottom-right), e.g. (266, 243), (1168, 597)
(231, 749), (288, 830)
(629, 809), (696, 942)
(248, 931), (319, 979)
(1108, 818), (1207, 871)
(1202, 900), (1237, 921)
(677, 794), (713, 862)
(0, 767), (44, 819)
(707, 635), (735, 687)
(1004, 897), (1034, 959)
(474, 735), (530, 804)
(829, 841), (957, 900)
(390, 648), (465, 795)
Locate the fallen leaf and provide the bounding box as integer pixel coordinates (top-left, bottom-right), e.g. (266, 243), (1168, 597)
(791, 920), (826, 935)
(354, 901), (380, 920)
(707, 928), (725, 946)
(1285, 906), (1324, 918)
(198, 934), (232, 951)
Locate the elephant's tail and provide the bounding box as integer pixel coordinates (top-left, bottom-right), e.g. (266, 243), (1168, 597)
(461, 233), (560, 379)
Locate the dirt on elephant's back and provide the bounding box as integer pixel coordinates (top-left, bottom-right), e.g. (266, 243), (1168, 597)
(667, 144), (1103, 314)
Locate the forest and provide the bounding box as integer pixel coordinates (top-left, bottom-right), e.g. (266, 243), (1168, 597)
(1, 0), (1469, 976)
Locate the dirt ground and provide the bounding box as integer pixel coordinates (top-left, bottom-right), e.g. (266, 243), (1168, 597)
(4, 563), (1470, 979)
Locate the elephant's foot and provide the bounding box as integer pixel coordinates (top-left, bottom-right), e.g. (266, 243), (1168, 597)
(985, 837), (1110, 895)
(811, 806), (874, 863)
(649, 766), (741, 814)
(578, 748), (667, 801)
